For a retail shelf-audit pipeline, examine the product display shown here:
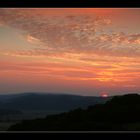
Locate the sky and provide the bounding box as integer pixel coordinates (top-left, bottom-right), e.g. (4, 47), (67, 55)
(0, 8), (140, 96)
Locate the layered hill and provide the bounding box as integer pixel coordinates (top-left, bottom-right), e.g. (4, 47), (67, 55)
(8, 93), (140, 131)
(0, 93), (109, 111)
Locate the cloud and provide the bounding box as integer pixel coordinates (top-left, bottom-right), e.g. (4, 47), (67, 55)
(0, 60), (105, 82)
(0, 9), (110, 54)
(0, 58), (140, 84)
(0, 9), (140, 59)
(0, 9), (140, 86)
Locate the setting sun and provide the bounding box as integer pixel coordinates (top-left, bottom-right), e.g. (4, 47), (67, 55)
(101, 93), (109, 98)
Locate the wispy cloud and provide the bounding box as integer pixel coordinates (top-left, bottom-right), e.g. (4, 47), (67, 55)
(0, 9), (140, 94)
(0, 9), (140, 59)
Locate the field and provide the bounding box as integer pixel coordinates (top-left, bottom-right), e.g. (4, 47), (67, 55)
(0, 110), (64, 131)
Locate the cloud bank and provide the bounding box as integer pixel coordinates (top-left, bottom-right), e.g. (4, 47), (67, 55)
(0, 9), (140, 59)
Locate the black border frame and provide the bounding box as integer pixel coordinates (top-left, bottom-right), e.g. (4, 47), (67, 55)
(0, 0), (140, 138)
(0, 0), (140, 7)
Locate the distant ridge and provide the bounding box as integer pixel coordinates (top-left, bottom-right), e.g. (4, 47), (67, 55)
(0, 92), (110, 111)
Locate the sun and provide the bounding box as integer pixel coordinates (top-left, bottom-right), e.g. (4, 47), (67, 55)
(100, 92), (109, 98)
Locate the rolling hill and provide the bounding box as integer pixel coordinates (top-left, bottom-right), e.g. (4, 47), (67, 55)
(0, 93), (110, 112)
(8, 93), (140, 131)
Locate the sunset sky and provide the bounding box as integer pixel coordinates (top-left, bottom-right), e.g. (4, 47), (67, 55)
(0, 8), (140, 96)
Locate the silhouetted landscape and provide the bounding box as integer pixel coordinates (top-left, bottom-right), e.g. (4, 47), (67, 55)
(0, 92), (109, 131)
(0, 93), (140, 131)
(7, 93), (140, 131)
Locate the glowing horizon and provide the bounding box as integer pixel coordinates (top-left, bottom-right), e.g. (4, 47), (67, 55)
(0, 8), (140, 96)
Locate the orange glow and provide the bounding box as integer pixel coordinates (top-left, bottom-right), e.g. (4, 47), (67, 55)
(101, 93), (109, 98)
(84, 8), (114, 15)
(0, 8), (140, 95)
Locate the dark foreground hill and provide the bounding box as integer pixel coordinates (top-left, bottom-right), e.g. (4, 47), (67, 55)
(8, 93), (140, 131)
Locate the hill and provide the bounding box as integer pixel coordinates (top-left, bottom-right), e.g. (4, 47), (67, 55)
(8, 93), (140, 131)
(0, 93), (109, 112)
(0, 109), (22, 116)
